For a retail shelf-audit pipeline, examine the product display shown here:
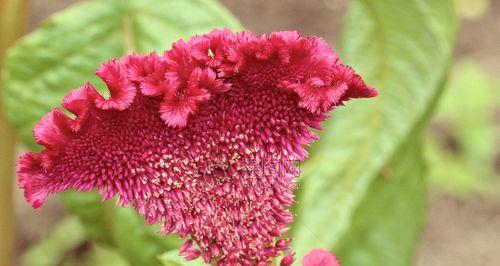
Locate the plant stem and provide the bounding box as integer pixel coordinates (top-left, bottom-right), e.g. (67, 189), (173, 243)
(0, 0), (29, 265)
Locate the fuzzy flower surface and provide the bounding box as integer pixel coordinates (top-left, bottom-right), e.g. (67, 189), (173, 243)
(17, 29), (376, 265)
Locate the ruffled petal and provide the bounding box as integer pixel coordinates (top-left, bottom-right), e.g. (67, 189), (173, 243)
(17, 153), (49, 209)
(95, 58), (137, 110)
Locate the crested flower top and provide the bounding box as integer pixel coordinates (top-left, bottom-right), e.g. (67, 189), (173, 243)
(17, 29), (376, 265)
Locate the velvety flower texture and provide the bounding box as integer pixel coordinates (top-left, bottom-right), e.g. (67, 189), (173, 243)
(303, 249), (341, 266)
(17, 29), (376, 265)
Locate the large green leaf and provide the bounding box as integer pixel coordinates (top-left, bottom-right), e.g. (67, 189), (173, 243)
(293, 0), (457, 259)
(334, 137), (427, 266)
(2, 0), (241, 265)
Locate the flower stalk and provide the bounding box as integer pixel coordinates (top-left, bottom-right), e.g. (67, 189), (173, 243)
(0, 0), (29, 265)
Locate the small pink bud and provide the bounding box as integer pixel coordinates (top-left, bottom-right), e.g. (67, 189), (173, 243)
(303, 249), (340, 266)
(280, 253), (295, 266)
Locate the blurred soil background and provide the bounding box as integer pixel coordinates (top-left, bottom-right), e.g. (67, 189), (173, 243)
(14, 0), (500, 265)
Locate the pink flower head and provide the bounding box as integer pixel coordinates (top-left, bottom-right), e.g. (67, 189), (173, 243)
(303, 249), (340, 266)
(17, 29), (376, 265)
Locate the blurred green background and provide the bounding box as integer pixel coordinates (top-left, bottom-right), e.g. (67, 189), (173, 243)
(0, 0), (499, 265)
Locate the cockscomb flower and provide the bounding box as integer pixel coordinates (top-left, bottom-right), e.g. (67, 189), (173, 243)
(17, 29), (376, 265)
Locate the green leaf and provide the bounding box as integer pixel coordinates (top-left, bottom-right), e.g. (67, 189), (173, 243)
(61, 192), (183, 265)
(21, 217), (86, 266)
(112, 207), (183, 266)
(293, 0), (458, 259)
(60, 191), (114, 244)
(21, 216), (129, 266)
(158, 250), (205, 266)
(335, 137), (427, 266)
(426, 59), (500, 196)
(3, 0), (241, 264)
(62, 243), (130, 266)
